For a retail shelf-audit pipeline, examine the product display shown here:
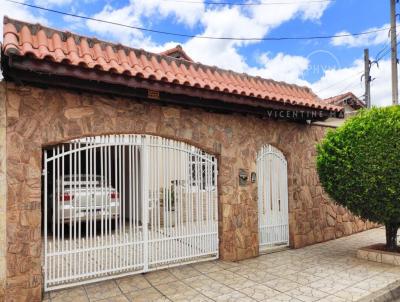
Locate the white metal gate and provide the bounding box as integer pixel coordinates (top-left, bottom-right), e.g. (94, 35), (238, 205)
(257, 144), (289, 251)
(43, 135), (218, 291)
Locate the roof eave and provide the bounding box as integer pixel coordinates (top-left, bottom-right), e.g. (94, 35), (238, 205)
(3, 55), (344, 121)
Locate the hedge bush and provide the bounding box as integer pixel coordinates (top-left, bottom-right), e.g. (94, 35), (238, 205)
(317, 106), (400, 250)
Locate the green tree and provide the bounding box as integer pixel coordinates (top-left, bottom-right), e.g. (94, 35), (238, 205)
(317, 106), (400, 251)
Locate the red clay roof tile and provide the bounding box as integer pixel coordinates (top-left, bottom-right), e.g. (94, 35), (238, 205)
(323, 92), (365, 109)
(1, 17), (342, 113)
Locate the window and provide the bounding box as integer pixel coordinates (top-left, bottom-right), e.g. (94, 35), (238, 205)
(189, 154), (216, 191)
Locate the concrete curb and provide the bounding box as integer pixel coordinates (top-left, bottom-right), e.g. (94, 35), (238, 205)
(358, 280), (400, 302)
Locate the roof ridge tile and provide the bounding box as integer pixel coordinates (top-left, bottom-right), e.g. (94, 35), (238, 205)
(1, 16), (343, 113)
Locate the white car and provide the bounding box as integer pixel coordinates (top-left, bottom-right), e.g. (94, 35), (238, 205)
(48, 175), (120, 225)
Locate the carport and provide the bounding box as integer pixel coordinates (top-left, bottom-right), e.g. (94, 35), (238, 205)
(42, 134), (218, 290)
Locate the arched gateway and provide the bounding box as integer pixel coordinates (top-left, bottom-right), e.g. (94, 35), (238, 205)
(42, 134), (218, 290)
(257, 145), (289, 251)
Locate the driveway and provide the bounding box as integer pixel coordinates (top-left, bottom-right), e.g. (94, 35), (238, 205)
(43, 227), (400, 302)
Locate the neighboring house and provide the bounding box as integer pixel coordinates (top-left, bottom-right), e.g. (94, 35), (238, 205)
(313, 92), (366, 127)
(159, 44), (194, 62)
(0, 17), (375, 301)
(324, 92), (366, 117)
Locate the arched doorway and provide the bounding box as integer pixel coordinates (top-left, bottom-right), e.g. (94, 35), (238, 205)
(257, 144), (289, 251)
(42, 134), (218, 291)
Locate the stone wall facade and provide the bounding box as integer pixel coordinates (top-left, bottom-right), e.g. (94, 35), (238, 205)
(0, 81), (375, 301)
(0, 82), (7, 301)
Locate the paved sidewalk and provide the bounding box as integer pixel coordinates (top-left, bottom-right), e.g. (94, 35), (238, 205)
(43, 228), (400, 302)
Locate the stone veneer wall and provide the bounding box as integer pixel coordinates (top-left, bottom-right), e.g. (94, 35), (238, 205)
(0, 83), (6, 301)
(0, 81), (376, 301)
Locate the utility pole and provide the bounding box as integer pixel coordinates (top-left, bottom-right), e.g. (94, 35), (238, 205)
(364, 49), (371, 108)
(390, 0), (399, 105)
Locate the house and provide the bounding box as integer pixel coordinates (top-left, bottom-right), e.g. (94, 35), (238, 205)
(0, 17), (375, 301)
(324, 92), (366, 117)
(312, 92), (366, 127)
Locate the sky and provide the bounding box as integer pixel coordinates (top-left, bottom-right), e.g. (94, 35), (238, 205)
(0, 0), (394, 107)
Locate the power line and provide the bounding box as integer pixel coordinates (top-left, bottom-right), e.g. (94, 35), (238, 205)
(375, 40), (400, 62)
(161, 0), (333, 6)
(374, 30), (400, 63)
(337, 77), (362, 95)
(376, 47), (391, 61)
(318, 39), (400, 97)
(374, 34), (391, 61)
(316, 71), (363, 94)
(5, 0), (395, 41)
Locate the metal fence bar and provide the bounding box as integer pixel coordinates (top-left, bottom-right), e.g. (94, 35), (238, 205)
(43, 134), (218, 291)
(257, 145), (289, 251)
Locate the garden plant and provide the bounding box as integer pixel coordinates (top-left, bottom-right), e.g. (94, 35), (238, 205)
(317, 106), (400, 251)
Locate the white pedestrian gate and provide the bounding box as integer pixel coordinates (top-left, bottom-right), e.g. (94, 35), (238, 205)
(257, 144), (289, 251)
(43, 135), (218, 291)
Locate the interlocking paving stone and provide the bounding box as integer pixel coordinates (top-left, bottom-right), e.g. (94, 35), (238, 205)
(182, 274), (234, 298)
(227, 266), (279, 283)
(214, 291), (255, 302)
(284, 272), (323, 285)
(309, 279), (350, 294)
(155, 280), (199, 299)
(216, 260), (240, 270)
(85, 281), (122, 301)
(191, 261), (225, 273)
(124, 287), (170, 302)
(96, 295), (129, 302)
(206, 270), (257, 290)
(317, 295), (347, 302)
(240, 284), (282, 301)
(49, 286), (88, 302)
(353, 276), (397, 292)
(171, 295), (212, 302)
(263, 293), (303, 302)
(334, 286), (371, 301)
(168, 265), (201, 280)
(42, 228), (400, 302)
(144, 270), (178, 286)
(116, 274), (152, 293)
(286, 286), (329, 302)
(263, 277), (302, 292)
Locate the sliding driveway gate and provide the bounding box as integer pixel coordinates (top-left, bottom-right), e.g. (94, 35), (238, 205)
(257, 144), (289, 251)
(43, 135), (218, 291)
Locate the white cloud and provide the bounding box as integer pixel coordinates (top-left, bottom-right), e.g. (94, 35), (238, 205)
(368, 59), (393, 107)
(86, 4), (144, 46)
(61, 7), (88, 31)
(34, 0), (73, 6)
(248, 52), (310, 85)
(80, 0), (351, 104)
(133, 0), (205, 28)
(310, 58), (392, 107)
(249, 0), (331, 27)
(86, 0), (205, 46)
(331, 24), (390, 48)
(0, 0), (46, 38)
(179, 0), (332, 72)
(82, 0), (332, 65)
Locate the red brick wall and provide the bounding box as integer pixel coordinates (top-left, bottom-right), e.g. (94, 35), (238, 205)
(1, 82), (375, 301)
